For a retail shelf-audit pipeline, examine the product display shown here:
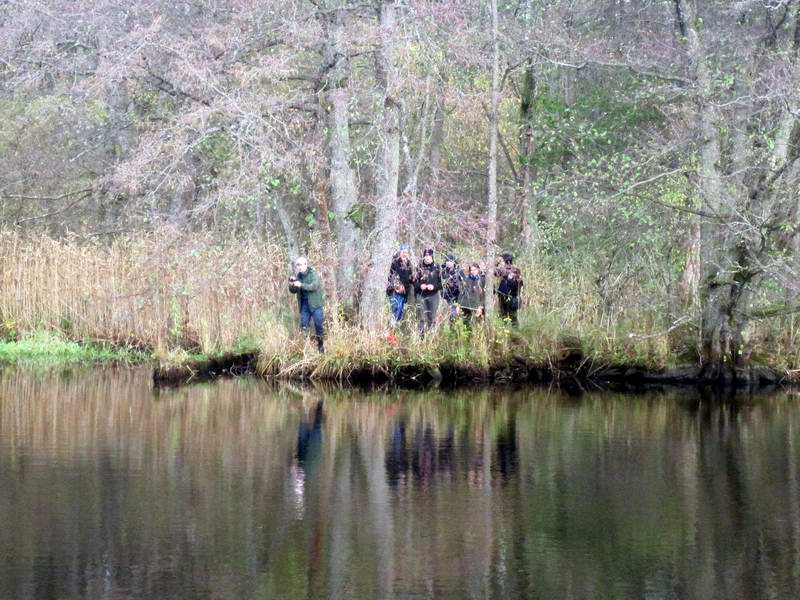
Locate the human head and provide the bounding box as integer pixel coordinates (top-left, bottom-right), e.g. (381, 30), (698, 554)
(294, 256), (309, 274)
(423, 247), (434, 265)
(501, 252), (514, 266)
(445, 253), (456, 269)
(469, 262), (481, 277)
(399, 244), (410, 261)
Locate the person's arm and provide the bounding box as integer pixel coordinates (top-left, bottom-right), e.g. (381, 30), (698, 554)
(301, 271), (321, 292)
(431, 267), (443, 292)
(412, 267), (423, 294)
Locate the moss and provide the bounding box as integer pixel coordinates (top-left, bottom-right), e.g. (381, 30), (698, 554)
(0, 331), (148, 365)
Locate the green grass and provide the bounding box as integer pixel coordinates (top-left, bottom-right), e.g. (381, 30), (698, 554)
(0, 331), (148, 365)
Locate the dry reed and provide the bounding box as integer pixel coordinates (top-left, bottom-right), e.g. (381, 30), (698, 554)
(0, 228), (289, 355)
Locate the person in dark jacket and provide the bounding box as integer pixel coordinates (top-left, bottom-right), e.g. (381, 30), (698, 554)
(414, 247), (442, 335)
(458, 262), (485, 328)
(386, 244), (414, 326)
(441, 254), (464, 321)
(495, 252), (523, 326)
(288, 256), (325, 351)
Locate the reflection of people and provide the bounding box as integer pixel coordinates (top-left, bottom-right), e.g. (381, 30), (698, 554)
(288, 256), (325, 352)
(292, 401), (324, 518)
(386, 419), (409, 487)
(414, 248), (442, 335)
(458, 263), (485, 328)
(386, 244), (414, 326)
(495, 252), (523, 326)
(297, 401), (324, 467)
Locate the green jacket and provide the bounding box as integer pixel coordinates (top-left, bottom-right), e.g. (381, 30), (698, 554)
(289, 267), (325, 311)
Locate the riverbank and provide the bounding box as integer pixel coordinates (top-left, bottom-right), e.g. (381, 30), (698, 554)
(152, 325), (798, 389)
(2, 229), (800, 386)
(1, 328), (795, 390)
(0, 331), (146, 365)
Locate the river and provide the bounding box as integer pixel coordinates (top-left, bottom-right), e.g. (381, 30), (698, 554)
(1, 368), (799, 599)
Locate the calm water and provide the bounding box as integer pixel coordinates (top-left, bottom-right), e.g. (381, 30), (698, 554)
(1, 369), (800, 599)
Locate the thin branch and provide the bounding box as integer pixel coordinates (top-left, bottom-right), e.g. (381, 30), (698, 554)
(537, 53), (692, 85)
(14, 193), (91, 226)
(1, 187), (93, 201)
(608, 168), (718, 219)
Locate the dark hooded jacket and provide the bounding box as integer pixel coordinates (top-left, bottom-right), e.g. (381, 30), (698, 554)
(495, 264), (523, 309)
(441, 263), (464, 303)
(414, 259), (442, 298)
(387, 255), (414, 297)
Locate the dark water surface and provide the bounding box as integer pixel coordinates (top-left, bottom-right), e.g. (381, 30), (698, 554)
(1, 369), (800, 599)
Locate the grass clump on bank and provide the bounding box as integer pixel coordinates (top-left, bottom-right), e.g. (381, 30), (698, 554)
(0, 331), (146, 365)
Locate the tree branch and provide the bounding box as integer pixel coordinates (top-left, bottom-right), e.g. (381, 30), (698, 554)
(1, 187), (93, 201)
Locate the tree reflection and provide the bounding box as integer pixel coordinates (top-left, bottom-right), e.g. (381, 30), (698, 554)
(1, 370), (799, 599)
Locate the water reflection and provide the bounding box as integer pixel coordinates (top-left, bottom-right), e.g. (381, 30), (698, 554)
(0, 369), (799, 599)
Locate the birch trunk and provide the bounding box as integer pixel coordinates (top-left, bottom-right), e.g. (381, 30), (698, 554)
(519, 58), (539, 252)
(484, 0), (500, 322)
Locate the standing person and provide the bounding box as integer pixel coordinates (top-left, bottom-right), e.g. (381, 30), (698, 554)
(458, 262), (485, 328)
(414, 247), (442, 335)
(289, 256), (325, 352)
(441, 253), (464, 321)
(495, 252), (523, 326)
(386, 244), (414, 326)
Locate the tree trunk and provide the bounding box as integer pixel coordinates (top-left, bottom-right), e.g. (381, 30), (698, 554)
(679, 221), (701, 307)
(103, 77), (133, 227)
(402, 75), (435, 254)
(676, 0), (744, 378)
(519, 57), (539, 252)
(427, 85), (446, 185)
(360, 0), (402, 329)
(483, 0), (500, 322)
(274, 193), (300, 268)
(320, 6), (360, 312)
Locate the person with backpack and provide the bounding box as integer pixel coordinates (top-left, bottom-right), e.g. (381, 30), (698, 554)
(441, 253), (464, 322)
(495, 252), (523, 326)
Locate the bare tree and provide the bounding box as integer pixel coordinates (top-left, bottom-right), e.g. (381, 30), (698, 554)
(318, 1), (362, 312)
(360, 0), (402, 328)
(484, 0), (500, 322)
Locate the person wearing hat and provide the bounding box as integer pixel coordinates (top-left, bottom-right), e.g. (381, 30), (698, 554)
(386, 244), (415, 326)
(414, 247), (442, 335)
(495, 252), (523, 326)
(458, 262), (485, 328)
(441, 253), (464, 321)
(288, 256), (325, 352)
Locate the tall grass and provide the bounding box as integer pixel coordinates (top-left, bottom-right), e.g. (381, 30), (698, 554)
(0, 228), (290, 355)
(0, 228), (796, 375)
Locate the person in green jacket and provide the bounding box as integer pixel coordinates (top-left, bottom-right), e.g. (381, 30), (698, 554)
(288, 256), (325, 352)
(458, 262), (485, 328)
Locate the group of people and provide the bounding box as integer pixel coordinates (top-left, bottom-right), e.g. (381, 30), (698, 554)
(288, 246), (524, 352)
(386, 245), (523, 335)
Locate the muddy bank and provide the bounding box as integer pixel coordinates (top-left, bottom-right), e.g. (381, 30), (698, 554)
(152, 350), (793, 390)
(153, 353), (258, 386)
